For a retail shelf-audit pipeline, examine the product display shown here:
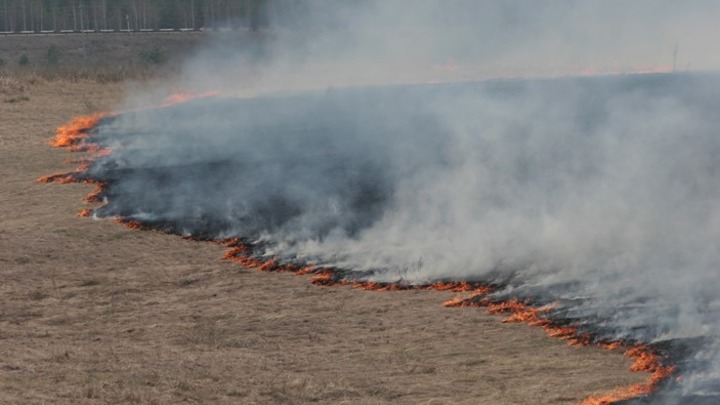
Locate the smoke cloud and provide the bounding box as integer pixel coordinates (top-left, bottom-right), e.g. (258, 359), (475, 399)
(84, 2), (720, 403)
(164, 0), (720, 95)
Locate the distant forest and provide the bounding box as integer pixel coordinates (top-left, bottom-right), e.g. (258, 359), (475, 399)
(0, 0), (301, 32)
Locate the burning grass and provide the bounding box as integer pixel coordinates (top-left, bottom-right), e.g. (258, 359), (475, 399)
(37, 112), (111, 219)
(580, 345), (676, 405)
(36, 90), (216, 211)
(443, 294), (676, 404)
(222, 239), (495, 294)
(37, 112), (110, 185)
(42, 101), (677, 405)
(221, 237), (677, 404)
(49, 112), (109, 151)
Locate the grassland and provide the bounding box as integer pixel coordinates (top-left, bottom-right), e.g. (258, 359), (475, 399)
(0, 33), (646, 404)
(0, 32), (205, 82)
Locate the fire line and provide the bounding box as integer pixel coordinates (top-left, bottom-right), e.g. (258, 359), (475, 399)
(39, 91), (678, 405)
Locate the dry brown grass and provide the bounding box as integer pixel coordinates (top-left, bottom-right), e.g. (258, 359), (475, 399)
(12, 65), (158, 83)
(0, 76), (26, 93)
(0, 32), (205, 83)
(0, 76), (649, 404)
(0, 75), (29, 102)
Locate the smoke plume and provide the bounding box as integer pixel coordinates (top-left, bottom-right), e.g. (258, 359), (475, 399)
(82, 2), (720, 403)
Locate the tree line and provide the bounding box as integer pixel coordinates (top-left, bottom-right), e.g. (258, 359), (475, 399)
(0, 0), (281, 33)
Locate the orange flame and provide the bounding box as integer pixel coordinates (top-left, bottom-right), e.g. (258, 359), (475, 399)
(37, 173), (78, 184)
(222, 240), (495, 294)
(76, 208), (93, 218)
(444, 294), (675, 403)
(114, 218), (147, 231)
(50, 113), (109, 152)
(83, 183), (105, 203)
(38, 113), (110, 186)
(580, 345), (676, 404)
(161, 91), (221, 108)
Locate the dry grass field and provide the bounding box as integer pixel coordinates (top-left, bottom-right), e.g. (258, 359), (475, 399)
(0, 32), (206, 66)
(1, 36), (646, 404)
(0, 33), (206, 82)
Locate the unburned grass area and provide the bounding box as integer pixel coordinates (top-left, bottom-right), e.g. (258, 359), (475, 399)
(0, 32), (205, 83)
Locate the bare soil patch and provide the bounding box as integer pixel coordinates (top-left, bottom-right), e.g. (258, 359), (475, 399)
(0, 79), (646, 404)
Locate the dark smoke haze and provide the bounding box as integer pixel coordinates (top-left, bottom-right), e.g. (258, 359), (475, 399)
(85, 2), (720, 403)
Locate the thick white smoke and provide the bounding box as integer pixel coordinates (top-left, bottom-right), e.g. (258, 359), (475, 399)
(90, 2), (720, 403)
(165, 0), (720, 96)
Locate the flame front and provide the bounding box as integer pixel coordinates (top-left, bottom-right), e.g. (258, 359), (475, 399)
(41, 84), (683, 404)
(49, 113), (108, 152)
(443, 294), (675, 404)
(223, 240), (495, 294)
(38, 113), (110, 217)
(224, 238), (676, 404)
(580, 345), (676, 404)
(162, 91), (220, 107)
